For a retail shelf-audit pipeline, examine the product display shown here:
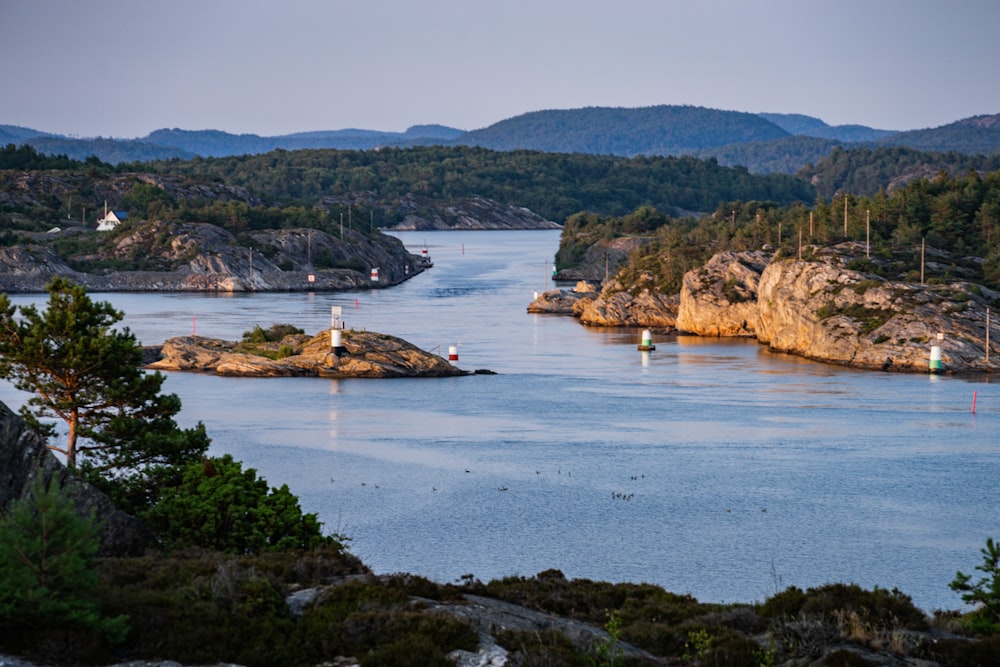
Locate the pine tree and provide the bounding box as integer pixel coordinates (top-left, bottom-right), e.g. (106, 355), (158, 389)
(0, 476), (128, 645)
(0, 278), (208, 504)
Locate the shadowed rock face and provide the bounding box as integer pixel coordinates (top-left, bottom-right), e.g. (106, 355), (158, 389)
(0, 222), (425, 293)
(145, 330), (470, 378)
(0, 402), (158, 557)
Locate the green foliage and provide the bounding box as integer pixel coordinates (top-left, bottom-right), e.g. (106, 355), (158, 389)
(140, 454), (343, 554)
(799, 145), (1000, 198)
(950, 537), (1000, 633)
(0, 278), (209, 481)
(241, 322), (304, 343)
(588, 609), (625, 667)
(146, 144), (815, 224)
(0, 476), (128, 654)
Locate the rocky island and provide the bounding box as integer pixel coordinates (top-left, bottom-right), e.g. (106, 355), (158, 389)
(144, 327), (474, 378)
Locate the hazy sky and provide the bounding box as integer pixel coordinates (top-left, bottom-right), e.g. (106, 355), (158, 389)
(2, 0), (999, 138)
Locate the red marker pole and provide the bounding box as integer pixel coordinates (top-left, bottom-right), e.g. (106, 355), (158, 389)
(355, 297), (359, 309)
(972, 390), (977, 414)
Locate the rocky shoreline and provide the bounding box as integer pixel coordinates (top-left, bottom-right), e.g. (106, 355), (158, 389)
(0, 221), (428, 294)
(531, 243), (1000, 374)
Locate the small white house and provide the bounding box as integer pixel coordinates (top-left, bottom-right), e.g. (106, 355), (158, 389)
(97, 209), (128, 231)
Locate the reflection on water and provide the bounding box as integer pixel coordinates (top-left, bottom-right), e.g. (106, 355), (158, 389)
(1, 230), (997, 612)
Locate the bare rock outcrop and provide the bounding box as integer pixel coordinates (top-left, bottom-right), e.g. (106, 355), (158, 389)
(676, 250), (770, 336)
(757, 256), (1000, 372)
(575, 288), (679, 329)
(527, 281), (599, 314)
(146, 330), (471, 378)
(0, 401), (158, 557)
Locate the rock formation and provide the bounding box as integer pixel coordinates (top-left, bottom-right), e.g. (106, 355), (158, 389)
(527, 281), (598, 314)
(0, 401), (158, 557)
(757, 251), (1000, 372)
(146, 329), (472, 378)
(676, 250), (770, 336)
(575, 288), (679, 328)
(387, 193), (561, 231)
(539, 242), (1000, 373)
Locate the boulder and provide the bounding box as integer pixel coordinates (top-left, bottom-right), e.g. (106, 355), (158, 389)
(0, 401), (158, 557)
(527, 287), (596, 314)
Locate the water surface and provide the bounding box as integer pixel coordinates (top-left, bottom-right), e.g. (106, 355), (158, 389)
(3, 230), (996, 612)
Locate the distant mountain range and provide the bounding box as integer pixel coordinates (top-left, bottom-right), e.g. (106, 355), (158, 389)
(3, 105), (1000, 174)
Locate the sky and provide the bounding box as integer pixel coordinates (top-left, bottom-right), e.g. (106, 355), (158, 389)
(2, 0), (999, 139)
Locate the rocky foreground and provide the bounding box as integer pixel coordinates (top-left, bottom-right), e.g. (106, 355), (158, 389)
(144, 329), (475, 378)
(531, 243), (1000, 373)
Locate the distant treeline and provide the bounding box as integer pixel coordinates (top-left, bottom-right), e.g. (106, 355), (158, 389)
(0, 143), (110, 171)
(135, 145), (816, 222)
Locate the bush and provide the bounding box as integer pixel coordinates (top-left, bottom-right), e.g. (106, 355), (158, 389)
(140, 454), (343, 554)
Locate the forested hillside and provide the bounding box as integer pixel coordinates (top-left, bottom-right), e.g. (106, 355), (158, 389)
(757, 113), (895, 142)
(692, 135), (841, 174)
(456, 105), (791, 155)
(798, 146), (1000, 197)
(876, 114), (1000, 154)
(557, 167), (1000, 295)
(135, 145), (816, 222)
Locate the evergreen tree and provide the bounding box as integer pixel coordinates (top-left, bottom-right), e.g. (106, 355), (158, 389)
(0, 476), (128, 645)
(0, 278), (209, 500)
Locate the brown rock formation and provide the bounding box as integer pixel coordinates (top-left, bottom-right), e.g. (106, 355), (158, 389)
(146, 330), (471, 378)
(676, 250), (769, 336)
(527, 281), (598, 314)
(575, 288), (679, 329)
(757, 255), (1000, 372)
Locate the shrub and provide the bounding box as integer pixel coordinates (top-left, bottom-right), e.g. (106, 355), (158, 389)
(140, 454), (343, 554)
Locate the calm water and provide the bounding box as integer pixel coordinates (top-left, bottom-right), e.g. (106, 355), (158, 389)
(2, 230), (997, 612)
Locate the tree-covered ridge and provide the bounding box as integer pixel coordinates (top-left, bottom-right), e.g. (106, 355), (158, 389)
(876, 113), (1000, 154)
(0, 143), (111, 171)
(137, 145), (815, 223)
(798, 146), (1000, 198)
(456, 105), (792, 155)
(560, 167), (1000, 294)
(692, 135), (842, 174)
(757, 112), (896, 142)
